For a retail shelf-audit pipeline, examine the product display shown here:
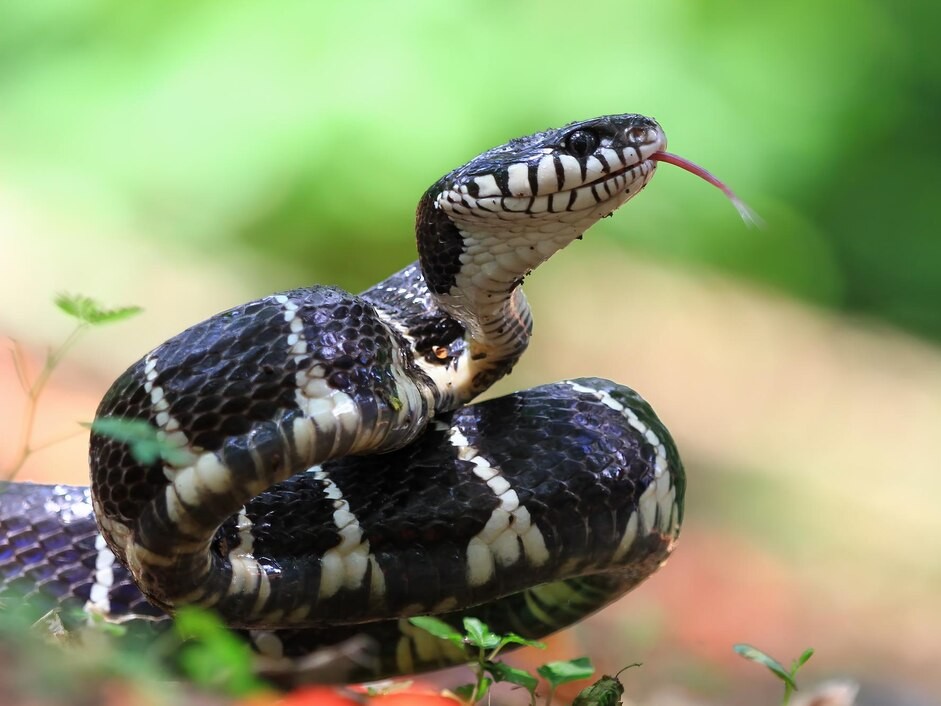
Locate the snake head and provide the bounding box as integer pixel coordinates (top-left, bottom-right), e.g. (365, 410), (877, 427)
(416, 113), (667, 327)
(446, 113), (666, 203)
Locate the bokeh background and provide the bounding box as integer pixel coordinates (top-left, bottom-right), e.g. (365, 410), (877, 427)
(1, 1), (939, 704)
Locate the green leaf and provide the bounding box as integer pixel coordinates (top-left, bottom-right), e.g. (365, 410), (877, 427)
(174, 605), (230, 641)
(86, 417), (190, 466)
(83, 609), (128, 637)
(485, 660), (538, 693)
(794, 647), (815, 670)
(572, 675), (626, 706)
(453, 683), (476, 702)
(538, 656), (595, 688)
(733, 644), (797, 689)
(55, 293), (142, 326)
(408, 616), (467, 649)
(463, 617), (500, 649)
(496, 632), (546, 651)
(174, 607), (266, 697)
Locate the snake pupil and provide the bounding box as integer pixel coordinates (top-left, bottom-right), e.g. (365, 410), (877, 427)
(563, 129), (599, 158)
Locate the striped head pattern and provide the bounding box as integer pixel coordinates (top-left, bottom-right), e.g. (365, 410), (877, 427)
(416, 114), (666, 329)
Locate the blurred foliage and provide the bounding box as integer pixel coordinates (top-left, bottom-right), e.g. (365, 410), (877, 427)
(0, 0), (938, 338)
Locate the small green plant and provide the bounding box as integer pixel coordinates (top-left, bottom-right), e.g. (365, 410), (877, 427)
(171, 606), (270, 697)
(734, 643), (815, 706)
(0, 590), (178, 704)
(570, 663), (641, 706)
(85, 416), (191, 466)
(3, 293), (142, 480)
(409, 615), (600, 705)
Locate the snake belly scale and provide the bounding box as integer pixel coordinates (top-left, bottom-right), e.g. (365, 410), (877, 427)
(0, 113), (685, 683)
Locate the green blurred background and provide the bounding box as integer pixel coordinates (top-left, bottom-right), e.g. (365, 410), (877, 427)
(1, 1), (939, 704)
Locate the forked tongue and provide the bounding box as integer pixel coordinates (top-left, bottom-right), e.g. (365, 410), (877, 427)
(651, 152), (763, 228)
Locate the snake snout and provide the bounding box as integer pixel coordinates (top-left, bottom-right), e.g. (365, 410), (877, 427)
(623, 121), (667, 155)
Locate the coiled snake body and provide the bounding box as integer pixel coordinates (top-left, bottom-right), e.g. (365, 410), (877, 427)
(0, 114), (684, 683)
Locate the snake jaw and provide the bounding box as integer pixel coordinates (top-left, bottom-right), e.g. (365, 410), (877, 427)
(443, 114), (667, 202)
(429, 114), (667, 266)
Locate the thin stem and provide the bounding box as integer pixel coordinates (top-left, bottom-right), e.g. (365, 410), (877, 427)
(45, 323), (89, 374)
(474, 651), (488, 704)
(545, 685), (556, 706)
(10, 343), (30, 391)
(2, 324), (87, 480)
(782, 662), (803, 706)
(487, 644), (506, 662)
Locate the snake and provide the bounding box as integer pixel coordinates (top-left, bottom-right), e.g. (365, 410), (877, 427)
(0, 113), (698, 685)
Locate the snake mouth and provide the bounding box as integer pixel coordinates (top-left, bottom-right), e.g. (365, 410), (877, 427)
(541, 133), (665, 206)
(442, 155), (657, 220)
(564, 122), (666, 197)
(577, 157), (654, 194)
(545, 156), (656, 214)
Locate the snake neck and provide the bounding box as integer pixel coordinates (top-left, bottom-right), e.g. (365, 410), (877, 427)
(413, 118), (662, 400)
(416, 190), (591, 399)
(358, 263), (527, 410)
(458, 286), (533, 398)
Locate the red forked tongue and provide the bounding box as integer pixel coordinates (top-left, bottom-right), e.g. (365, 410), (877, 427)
(650, 152), (762, 228)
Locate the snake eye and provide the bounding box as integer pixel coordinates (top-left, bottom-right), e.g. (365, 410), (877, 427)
(562, 129), (599, 159)
(626, 126), (650, 144)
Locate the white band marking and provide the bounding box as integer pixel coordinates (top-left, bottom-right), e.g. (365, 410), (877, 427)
(565, 380), (677, 548)
(86, 533), (116, 615)
(310, 466), (384, 600)
(449, 425), (549, 587)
